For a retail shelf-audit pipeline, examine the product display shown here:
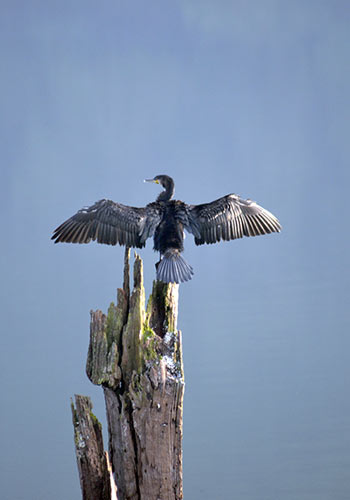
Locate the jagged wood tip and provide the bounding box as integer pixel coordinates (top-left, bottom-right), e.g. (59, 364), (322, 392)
(71, 395), (116, 500)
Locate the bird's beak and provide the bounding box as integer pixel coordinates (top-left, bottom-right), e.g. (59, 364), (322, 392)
(144, 178), (159, 184)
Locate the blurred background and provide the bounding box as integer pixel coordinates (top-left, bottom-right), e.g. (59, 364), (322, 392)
(1, 1), (349, 499)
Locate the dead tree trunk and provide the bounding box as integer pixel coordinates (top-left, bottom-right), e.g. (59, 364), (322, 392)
(73, 249), (184, 500)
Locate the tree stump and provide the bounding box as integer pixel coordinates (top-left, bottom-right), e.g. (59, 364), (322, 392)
(74, 249), (184, 500)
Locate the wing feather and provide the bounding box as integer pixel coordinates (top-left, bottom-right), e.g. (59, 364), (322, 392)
(185, 194), (281, 246)
(52, 199), (162, 248)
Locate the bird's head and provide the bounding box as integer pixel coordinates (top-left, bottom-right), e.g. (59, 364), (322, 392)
(145, 175), (172, 188)
(144, 175), (175, 201)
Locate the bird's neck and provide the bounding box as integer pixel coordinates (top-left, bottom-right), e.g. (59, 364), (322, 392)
(157, 179), (175, 201)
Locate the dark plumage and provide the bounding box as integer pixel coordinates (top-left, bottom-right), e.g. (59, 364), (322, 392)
(52, 175), (281, 283)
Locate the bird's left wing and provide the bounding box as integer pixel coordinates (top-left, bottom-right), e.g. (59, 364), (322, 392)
(51, 199), (162, 248)
(184, 194), (281, 245)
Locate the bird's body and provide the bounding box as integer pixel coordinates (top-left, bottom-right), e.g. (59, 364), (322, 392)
(153, 201), (185, 254)
(52, 175), (281, 283)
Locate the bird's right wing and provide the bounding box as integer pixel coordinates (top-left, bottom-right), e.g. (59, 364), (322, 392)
(185, 194), (281, 245)
(51, 199), (162, 248)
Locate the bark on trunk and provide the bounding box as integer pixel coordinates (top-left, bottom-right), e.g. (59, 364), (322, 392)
(78, 248), (184, 500)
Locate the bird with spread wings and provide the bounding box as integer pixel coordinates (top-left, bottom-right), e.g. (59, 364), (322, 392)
(52, 175), (281, 284)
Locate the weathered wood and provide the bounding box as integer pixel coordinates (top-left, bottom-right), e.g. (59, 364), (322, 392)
(86, 249), (184, 500)
(71, 395), (117, 500)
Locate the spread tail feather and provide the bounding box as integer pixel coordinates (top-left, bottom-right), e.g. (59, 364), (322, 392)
(156, 250), (194, 284)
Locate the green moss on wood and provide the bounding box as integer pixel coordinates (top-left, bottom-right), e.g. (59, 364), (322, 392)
(105, 302), (118, 349)
(89, 410), (102, 430)
(142, 325), (162, 365)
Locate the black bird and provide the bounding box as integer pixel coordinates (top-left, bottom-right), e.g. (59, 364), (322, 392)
(52, 175), (281, 283)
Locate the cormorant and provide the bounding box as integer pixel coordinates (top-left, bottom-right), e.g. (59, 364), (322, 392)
(52, 175), (281, 283)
